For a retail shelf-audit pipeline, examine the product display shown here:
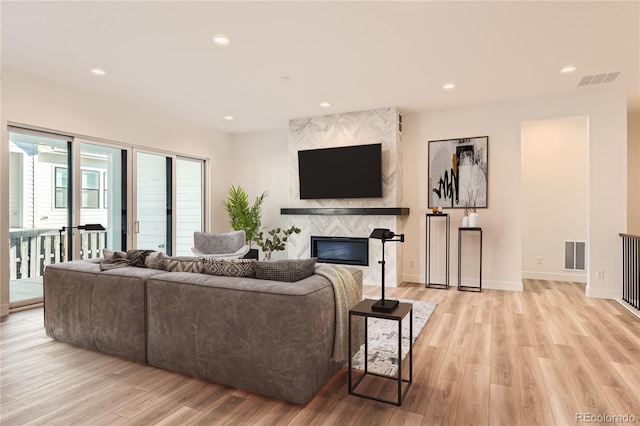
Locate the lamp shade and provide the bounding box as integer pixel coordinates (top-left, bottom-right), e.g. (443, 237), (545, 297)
(369, 228), (395, 240)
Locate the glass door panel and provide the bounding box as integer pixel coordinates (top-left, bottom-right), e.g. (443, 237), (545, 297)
(8, 129), (71, 307)
(175, 158), (203, 256)
(136, 152), (172, 253)
(79, 143), (127, 259)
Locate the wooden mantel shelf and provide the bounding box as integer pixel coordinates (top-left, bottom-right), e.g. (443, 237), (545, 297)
(280, 207), (410, 216)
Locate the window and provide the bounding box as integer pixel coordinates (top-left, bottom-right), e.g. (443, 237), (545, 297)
(82, 170), (100, 208)
(55, 167), (68, 208)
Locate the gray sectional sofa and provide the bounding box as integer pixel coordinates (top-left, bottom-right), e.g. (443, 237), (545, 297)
(43, 259), (362, 404)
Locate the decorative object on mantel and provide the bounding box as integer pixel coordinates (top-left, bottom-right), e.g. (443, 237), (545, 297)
(254, 226), (301, 261)
(369, 228), (405, 312)
(428, 136), (488, 210)
(223, 185), (267, 259)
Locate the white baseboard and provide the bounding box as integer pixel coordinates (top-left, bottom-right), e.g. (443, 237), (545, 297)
(402, 273), (423, 285)
(522, 270), (587, 283)
(1, 303), (9, 317)
(586, 286), (621, 299)
(482, 280), (523, 292)
(403, 273), (522, 292)
(616, 299), (640, 319)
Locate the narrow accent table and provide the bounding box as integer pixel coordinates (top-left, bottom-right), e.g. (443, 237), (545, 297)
(348, 299), (413, 406)
(457, 227), (483, 292)
(425, 213), (450, 289)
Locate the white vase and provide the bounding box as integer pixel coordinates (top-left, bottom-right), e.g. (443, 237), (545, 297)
(469, 212), (479, 227)
(462, 216), (469, 227)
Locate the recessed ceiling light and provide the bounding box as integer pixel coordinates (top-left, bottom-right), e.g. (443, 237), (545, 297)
(224, 115), (234, 121)
(213, 34), (230, 45)
(561, 65), (576, 74)
(90, 67), (106, 76)
(320, 102), (330, 108)
(442, 82), (455, 90)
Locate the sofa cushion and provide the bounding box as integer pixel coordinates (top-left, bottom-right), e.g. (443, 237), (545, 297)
(201, 259), (256, 277)
(255, 258), (317, 282)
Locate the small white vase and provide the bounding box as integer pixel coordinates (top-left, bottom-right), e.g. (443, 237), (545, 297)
(462, 216), (469, 227)
(469, 212), (479, 228)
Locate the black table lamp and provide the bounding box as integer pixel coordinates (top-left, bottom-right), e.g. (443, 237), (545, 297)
(369, 228), (405, 312)
(58, 223), (106, 262)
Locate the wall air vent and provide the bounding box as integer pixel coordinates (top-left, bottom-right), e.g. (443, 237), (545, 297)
(564, 241), (586, 271)
(578, 72), (621, 86)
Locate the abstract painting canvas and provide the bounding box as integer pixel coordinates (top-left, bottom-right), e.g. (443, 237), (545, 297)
(428, 136), (488, 209)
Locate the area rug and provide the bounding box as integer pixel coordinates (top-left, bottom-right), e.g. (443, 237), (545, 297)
(351, 297), (437, 376)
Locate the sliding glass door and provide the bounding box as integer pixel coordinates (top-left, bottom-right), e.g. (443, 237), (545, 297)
(78, 142), (128, 259)
(175, 158), (204, 256)
(8, 129), (71, 307)
(7, 126), (207, 310)
(135, 152), (172, 253)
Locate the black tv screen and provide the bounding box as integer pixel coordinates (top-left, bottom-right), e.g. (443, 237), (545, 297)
(298, 143), (382, 199)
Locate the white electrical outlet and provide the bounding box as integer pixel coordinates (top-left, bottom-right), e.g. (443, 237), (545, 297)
(597, 270), (605, 279)
(409, 260), (415, 268)
(536, 256), (542, 264)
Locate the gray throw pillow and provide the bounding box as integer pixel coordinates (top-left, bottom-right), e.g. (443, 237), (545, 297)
(161, 257), (203, 273)
(102, 248), (126, 259)
(255, 258), (317, 282)
(201, 259), (256, 277)
(145, 251), (169, 270)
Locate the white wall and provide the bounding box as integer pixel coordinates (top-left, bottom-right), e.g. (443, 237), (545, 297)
(226, 129), (289, 257)
(521, 116), (588, 282)
(401, 89), (627, 296)
(628, 112), (640, 235)
(1, 68), (231, 316)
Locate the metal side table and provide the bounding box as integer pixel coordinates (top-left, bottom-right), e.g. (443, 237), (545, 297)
(348, 299), (413, 405)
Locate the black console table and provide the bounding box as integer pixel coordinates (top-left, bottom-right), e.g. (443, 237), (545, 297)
(457, 227), (482, 292)
(425, 213), (450, 289)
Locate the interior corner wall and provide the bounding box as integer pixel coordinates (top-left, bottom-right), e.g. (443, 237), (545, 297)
(628, 112), (640, 235)
(0, 68), (231, 316)
(521, 116), (588, 282)
(226, 129), (289, 258)
(401, 89), (627, 297)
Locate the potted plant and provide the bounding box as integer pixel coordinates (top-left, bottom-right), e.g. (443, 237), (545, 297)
(253, 226), (301, 261)
(223, 185), (267, 259)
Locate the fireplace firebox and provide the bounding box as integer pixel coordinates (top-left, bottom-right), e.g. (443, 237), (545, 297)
(310, 236), (369, 266)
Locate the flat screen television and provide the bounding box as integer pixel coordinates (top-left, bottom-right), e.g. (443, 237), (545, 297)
(298, 143), (382, 199)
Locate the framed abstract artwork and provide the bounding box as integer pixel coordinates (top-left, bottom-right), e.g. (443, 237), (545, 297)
(428, 136), (488, 209)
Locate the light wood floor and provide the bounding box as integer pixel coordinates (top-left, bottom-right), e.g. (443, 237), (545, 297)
(1, 280), (639, 425)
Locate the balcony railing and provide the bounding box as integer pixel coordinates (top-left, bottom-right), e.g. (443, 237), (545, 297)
(620, 233), (639, 311)
(9, 228), (107, 280)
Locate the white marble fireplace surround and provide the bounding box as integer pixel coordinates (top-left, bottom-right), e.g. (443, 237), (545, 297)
(286, 107), (407, 286)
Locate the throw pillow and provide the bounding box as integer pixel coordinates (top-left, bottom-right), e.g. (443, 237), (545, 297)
(102, 249), (126, 259)
(144, 251), (169, 270)
(255, 258), (317, 283)
(126, 250), (155, 267)
(160, 257), (203, 273)
(201, 259), (256, 277)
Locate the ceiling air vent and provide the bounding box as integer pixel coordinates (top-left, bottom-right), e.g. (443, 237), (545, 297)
(578, 72), (621, 86)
